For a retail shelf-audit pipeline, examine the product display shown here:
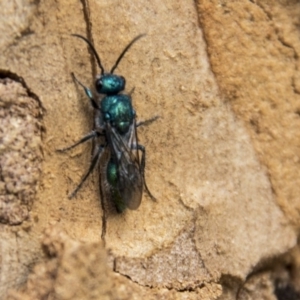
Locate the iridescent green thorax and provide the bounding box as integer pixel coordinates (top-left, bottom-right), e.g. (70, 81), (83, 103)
(106, 159), (126, 213)
(101, 94), (135, 134)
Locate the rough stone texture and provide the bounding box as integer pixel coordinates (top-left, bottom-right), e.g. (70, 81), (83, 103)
(0, 0), (299, 299)
(114, 224), (211, 289)
(0, 78), (42, 225)
(6, 226), (222, 300)
(233, 246), (300, 300)
(197, 0), (300, 226)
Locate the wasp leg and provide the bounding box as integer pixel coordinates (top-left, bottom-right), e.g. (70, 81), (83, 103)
(57, 131), (100, 152)
(71, 72), (99, 110)
(69, 145), (104, 199)
(136, 115), (159, 127)
(101, 201), (107, 243)
(135, 144), (156, 201)
(128, 87), (135, 97)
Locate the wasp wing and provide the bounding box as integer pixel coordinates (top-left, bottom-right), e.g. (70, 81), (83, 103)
(106, 122), (143, 210)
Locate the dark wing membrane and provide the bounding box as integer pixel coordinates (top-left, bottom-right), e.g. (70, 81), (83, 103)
(106, 122), (143, 210)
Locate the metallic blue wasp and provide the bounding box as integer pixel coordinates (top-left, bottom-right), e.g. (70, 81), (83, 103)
(58, 34), (156, 220)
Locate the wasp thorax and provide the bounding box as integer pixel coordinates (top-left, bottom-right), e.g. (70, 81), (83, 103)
(101, 94), (134, 134)
(95, 74), (125, 95)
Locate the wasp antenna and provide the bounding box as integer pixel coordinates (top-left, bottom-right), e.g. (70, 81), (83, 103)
(72, 34), (105, 75)
(110, 34), (146, 74)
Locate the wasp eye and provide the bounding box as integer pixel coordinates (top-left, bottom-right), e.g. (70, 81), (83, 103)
(95, 79), (103, 92)
(120, 76), (126, 85)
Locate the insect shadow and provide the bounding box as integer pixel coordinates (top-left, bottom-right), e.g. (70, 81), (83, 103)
(57, 33), (158, 240)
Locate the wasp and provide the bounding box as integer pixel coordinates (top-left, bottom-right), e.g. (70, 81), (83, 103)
(58, 34), (156, 232)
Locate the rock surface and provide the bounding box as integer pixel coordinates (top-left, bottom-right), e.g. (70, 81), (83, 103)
(0, 0), (299, 299)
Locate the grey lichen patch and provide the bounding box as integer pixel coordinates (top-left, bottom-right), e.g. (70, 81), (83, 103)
(0, 78), (42, 225)
(114, 225), (214, 291)
(7, 226), (219, 300)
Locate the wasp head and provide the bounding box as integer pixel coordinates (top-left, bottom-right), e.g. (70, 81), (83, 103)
(95, 74), (125, 95)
